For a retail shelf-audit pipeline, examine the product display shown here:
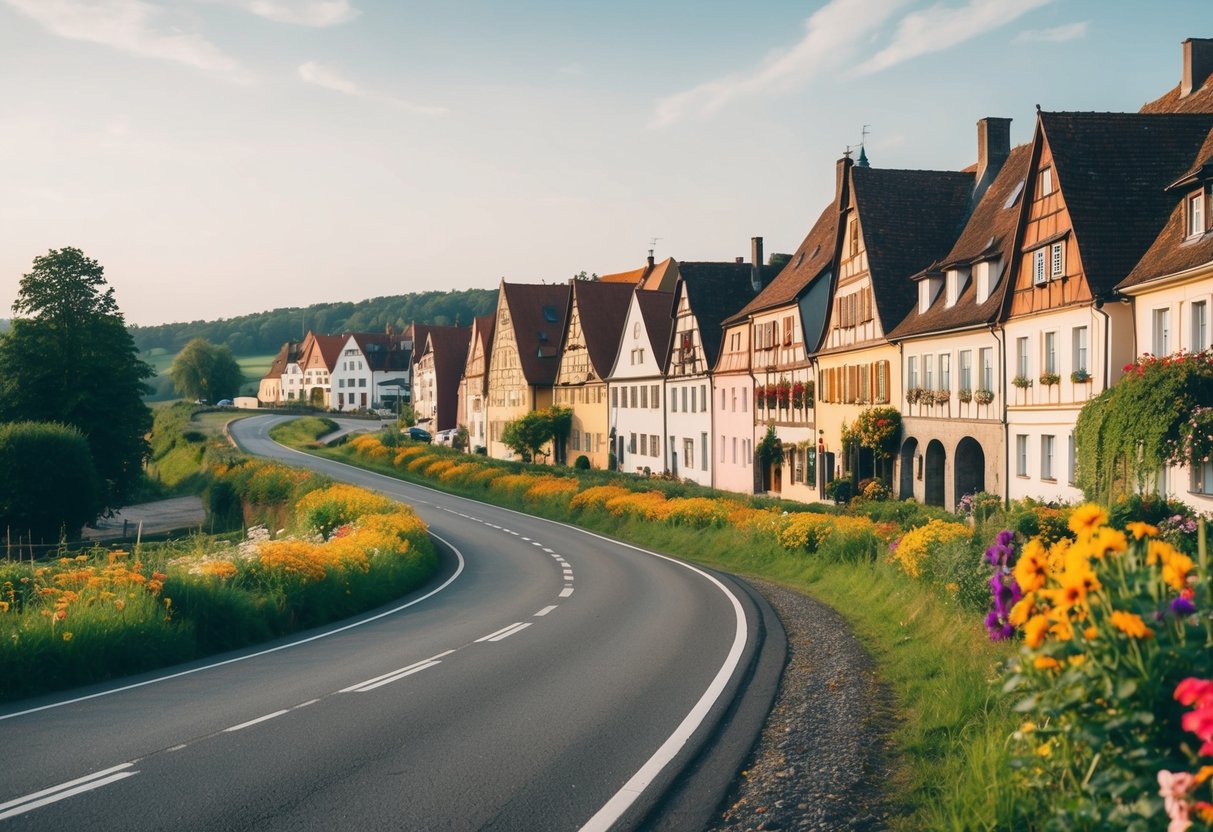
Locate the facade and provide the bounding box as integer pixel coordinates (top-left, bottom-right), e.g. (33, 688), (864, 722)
(485, 282), (571, 460)
(812, 157), (974, 494)
(664, 254), (766, 487)
(298, 332), (344, 408)
(257, 340), (297, 406)
(458, 313), (496, 452)
(329, 331), (411, 412)
(413, 326), (471, 432)
(712, 317), (757, 494)
(888, 122), (1024, 509)
(552, 280), (636, 469)
(606, 290), (675, 474)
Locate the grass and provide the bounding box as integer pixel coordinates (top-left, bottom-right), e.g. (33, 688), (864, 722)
(279, 429), (1025, 830)
(269, 416), (339, 448)
(141, 349), (277, 401)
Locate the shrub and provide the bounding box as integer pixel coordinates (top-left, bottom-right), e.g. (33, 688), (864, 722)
(604, 491), (668, 521)
(663, 497), (729, 528)
(570, 485), (633, 512)
(294, 483), (398, 537)
(0, 421), (100, 542)
(889, 519), (971, 578)
(779, 512), (835, 552)
(523, 476), (579, 503)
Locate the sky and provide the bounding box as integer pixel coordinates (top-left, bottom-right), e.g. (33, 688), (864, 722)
(1, 0), (1209, 326)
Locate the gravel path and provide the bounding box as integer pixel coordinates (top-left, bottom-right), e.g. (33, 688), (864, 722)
(708, 579), (897, 831)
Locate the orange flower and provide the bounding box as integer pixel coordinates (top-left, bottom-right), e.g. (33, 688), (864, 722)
(1024, 614), (1049, 648)
(1009, 594), (1035, 627)
(1033, 656), (1061, 671)
(1014, 541), (1049, 593)
(1067, 503), (1108, 539)
(1162, 552), (1195, 592)
(1125, 521), (1158, 540)
(1110, 610), (1153, 639)
(1087, 527), (1127, 559)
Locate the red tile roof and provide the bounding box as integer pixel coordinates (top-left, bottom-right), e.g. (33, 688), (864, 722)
(501, 282), (572, 386)
(423, 326), (472, 431)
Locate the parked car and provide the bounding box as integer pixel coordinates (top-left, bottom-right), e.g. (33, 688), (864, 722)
(434, 429), (457, 446)
(216, 399), (233, 407)
(407, 426), (432, 443)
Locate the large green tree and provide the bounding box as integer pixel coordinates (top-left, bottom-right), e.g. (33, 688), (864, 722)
(169, 338), (244, 402)
(0, 248), (153, 510)
(0, 421), (100, 542)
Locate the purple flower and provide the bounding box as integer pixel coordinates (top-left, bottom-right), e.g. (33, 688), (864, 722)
(997, 530), (1015, 548)
(1171, 597), (1197, 616)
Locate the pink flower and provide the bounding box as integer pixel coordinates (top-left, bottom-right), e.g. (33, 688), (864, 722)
(1175, 678), (1213, 709)
(1159, 770), (1194, 832)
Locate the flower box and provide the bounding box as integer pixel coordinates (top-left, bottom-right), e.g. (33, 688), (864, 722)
(1012, 375), (1033, 389)
(1039, 372), (1061, 386)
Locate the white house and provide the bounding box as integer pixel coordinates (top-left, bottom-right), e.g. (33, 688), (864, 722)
(329, 332), (410, 412)
(606, 290), (675, 474)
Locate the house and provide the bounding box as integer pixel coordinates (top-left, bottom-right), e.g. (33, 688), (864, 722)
(485, 281), (571, 460)
(1002, 109), (1213, 502)
(457, 313), (496, 452)
(329, 331), (411, 412)
(552, 279), (636, 469)
(413, 325), (471, 432)
(257, 339), (299, 406)
(606, 290), (675, 474)
(665, 249), (768, 487)
(719, 211), (837, 499)
(811, 154), (975, 495)
(887, 120), (1025, 509)
(297, 332), (345, 408)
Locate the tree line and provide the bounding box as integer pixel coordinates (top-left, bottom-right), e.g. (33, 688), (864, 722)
(130, 289), (499, 356)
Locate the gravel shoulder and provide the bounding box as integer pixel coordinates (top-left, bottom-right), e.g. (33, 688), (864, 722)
(708, 579), (898, 831)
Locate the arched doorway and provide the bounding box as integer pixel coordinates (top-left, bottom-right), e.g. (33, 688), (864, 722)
(925, 439), (946, 507)
(954, 437), (985, 508)
(899, 437), (918, 500)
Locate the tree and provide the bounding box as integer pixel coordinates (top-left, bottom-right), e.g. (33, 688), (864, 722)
(0, 248), (153, 510)
(501, 407), (571, 463)
(169, 338), (244, 402)
(0, 422), (100, 543)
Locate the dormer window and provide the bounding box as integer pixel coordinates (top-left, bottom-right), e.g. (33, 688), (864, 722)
(918, 276), (943, 313)
(1050, 242), (1065, 278)
(944, 268), (969, 308)
(1188, 190), (1206, 238)
(974, 259), (1002, 304)
(1039, 166), (1054, 197)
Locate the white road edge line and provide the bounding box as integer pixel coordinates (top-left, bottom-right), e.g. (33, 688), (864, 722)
(0, 531), (467, 723)
(241, 419), (750, 830)
(0, 770), (139, 821)
(487, 622), (531, 642)
(474, 623), (524, 643)
(224, 709), (289, 732)
(0, 762), (136, 812)
(534, 605), (558, 617)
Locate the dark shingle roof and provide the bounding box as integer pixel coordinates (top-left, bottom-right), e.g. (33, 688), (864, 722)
(501, 282), (571, 386)
(726, 202), (838, 324)
(352, 332), (411, 372)
(677, 262), (768, 366)
(849, 166), (975, 332)
(1041, 111), (1213, 296)
(636, 290), (676, 372)
(571, 280), (635, 378)
(424, 326), (472, 431)
(888, 144), (1033, 339)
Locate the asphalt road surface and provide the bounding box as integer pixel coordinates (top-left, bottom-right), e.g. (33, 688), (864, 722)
(0, 416), (782, 831)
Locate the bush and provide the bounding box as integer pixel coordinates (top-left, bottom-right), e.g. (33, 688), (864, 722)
(889, 519), (972, 578)
(0, 421), (100, 542)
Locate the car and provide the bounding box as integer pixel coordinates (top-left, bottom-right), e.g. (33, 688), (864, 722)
(407, 426), (432, 442)
(434, 429), (457, 446)
(216, 399), (233, 407)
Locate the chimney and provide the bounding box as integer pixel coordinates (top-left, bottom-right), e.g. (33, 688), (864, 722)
(974, 117), (1011, 203)
(1182, 38), (1213, 97)
(734, 256), (744, 263)
(835, 155), (853, 205)
(750, 236), (765, 291)
(647, 250), (655, 267)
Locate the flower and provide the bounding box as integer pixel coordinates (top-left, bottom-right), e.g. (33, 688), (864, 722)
(1067, 503), (1108, 539)
(1125, 521), (1158, 540)
(1024, 614), (1049, 648)
(1013, 541), (1049, 593)
(1171, 596), (1198, 616)
(1033, 656), (1061, 671)
(62, 632), (73, 642)
(1110, 610), (1154, 639)
(1159, 770), (1195, 832)
(1176, 678), (1213, 708)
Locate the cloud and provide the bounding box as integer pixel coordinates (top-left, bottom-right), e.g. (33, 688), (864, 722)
(859, 0), (1056, 74)
(652, 0), (911, 127)
(1014, 20), (1087, 43)
(216, 0), (359, 27)
(297, 61), (449, 116)
(2, 0), (245, 77)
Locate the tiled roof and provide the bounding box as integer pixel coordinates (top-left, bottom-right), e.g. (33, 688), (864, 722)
(851, 166), (976, 332)
(889, 144), (1033, 339)
(677, 262), (768, 366)
(599, 265), (647, 283)
(726, 202), (838, 324)
(262, 340), (294, 381)
(501, 282), (571, 386)
(310, 334), (345, 372)
(636, 290), (676, 372)
(424, 326), (472, 431)
(1141, 82), (1213, 114)
(474, 312), (496, 367)
(571, 280), (636, 378)
(1041, 111), (1213, 296)
(351, 332), (411, 372)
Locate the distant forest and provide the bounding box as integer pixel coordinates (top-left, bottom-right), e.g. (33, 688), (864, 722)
(129, 289), (499, 356)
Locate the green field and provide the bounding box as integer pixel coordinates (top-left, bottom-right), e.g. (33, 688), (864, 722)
(142, 349), (275, 402)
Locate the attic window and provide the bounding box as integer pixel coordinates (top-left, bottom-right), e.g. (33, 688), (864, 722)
(1004, 180), (1024, 209)
(542, 305), (559, 323)
(1188, 190), (1207, 238)
(794, 252), (805, 268)
(537, 331), (549, 342)
(1039, 167), (1054, 198)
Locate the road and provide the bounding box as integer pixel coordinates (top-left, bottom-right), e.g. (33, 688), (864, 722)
(0, 415), (783, 831)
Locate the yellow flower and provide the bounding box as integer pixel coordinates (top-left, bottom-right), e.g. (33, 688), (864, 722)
(1024, 614), (1050, 648)
(1009, 595), (1035, 627)
(1110, 610), (1153, 639)
(1036, 741), (1053, 757)
(1083, 625), (1098, 640)
(1020, 721), (1036, 734)
(1148, 539), (1181, 566)
(1049, 611), (1075, 642)
(1088, 527), (1127, 559)
(1014, 541), (1049, 593)
(1033, 656), (1061, 671)
(1068, 654), (1086, 667)
(62, 632), (73, 641)
(1067, 503), (1108, 539)
(1125, 521), (1158, 540)
(1161, 552), (1195, 592)
(1194, 765), (1213, 785)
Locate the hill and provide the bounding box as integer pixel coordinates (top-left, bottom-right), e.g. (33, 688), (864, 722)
(129, 289), (499, 357)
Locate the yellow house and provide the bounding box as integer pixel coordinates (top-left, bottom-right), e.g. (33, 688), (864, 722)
(457, 313), (496, 452)
(553, 280), (636, 469)
(485, 281), (571, 460)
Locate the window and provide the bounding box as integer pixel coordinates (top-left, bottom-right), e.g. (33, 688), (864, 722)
(640, 385), (648, 409)
(1068, 433), (1077, 485)
(981, 348), (994, 392)
(1193, 459), (1213, 494)
(907, 356), (919, 390)
(611, 387), (618, 408)
(651, 435), (659, 457)
(959, 350), (972, 390)
(1016, 435), (1029, 477)
(640, 434), (648, 456)
(681, 387), (687, 412)
(651, 385), (660, 409)
(1153, 308), (1171, 356)
(939, 354), (951, 391)
(629, 433), (636, 454)
(1072, 326), (1088, 373)
(684, 438), (694, 470)
(690, 386), (697, 413)
(806, 447), (817, 485)
(1044, 331), (1057, 374)
(742, 388), (748, 412)
(731, 387), (737, 412)
(732, 437), (737, 464)
(701, 433), (708, 471)
(1051, 242), (1065, 278)
(1189, 191), (1206, 238)
(1032, 249), (1047, 287)
(1041, 435), (1055, 481)
(1016, 337), (1029, 378)
(1193, 301), (1208, 352)
(670, 388), (677, 412)
(1039, 166), (1053, 197)
(924, 355), (934, 391)
(848, 218), (859, 257)
(629, 386), (637, 408)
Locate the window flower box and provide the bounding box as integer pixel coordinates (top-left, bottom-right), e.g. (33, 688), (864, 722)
(1071, 369), (1091, 383)
(1039, 372), (1061, 386)
(974, 389), (995, 405)
(1012, 375), (1033, 389)
(958, 388), (973, 404)
(933, 389), (951, 405)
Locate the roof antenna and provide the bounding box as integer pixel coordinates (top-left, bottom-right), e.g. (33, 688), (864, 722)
(856, 124), (871, 168)
(648, 236), (662, 260)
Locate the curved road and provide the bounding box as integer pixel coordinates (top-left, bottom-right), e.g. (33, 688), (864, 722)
(0, 416), (782, 831)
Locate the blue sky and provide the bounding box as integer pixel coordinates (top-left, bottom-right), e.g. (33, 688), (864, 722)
(0, 0), (1208, 325)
